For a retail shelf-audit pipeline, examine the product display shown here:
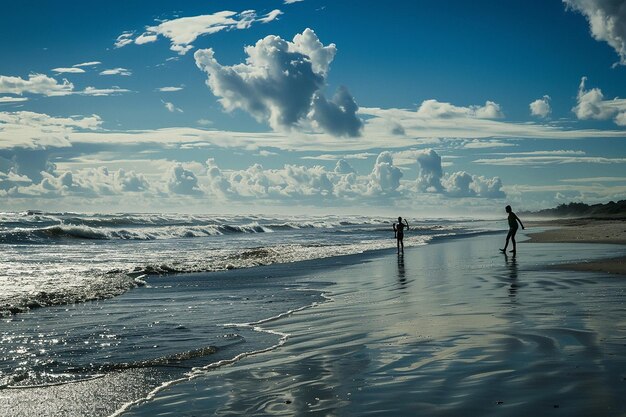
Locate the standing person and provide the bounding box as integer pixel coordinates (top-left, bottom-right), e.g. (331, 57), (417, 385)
(393, 217), (409, 254)
(500, 205), (525, 254)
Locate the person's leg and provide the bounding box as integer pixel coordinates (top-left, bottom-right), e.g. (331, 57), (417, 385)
(397, 238), (400, 254)
(501, 230), (512, 251)
(511, 229), (517, 252)
(400, 237), (404, 253)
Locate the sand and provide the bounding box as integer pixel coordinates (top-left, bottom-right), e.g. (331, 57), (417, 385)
(527, 218), (626, 275)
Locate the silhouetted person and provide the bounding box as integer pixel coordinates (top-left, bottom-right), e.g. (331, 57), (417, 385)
(393, 216), (409, 254)
(500, 205), (524, 254)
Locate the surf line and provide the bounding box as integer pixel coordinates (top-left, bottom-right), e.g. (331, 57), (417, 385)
(109, 288), (333, 417)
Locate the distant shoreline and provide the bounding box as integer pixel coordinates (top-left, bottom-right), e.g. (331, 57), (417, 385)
(526, 218), (626, 275)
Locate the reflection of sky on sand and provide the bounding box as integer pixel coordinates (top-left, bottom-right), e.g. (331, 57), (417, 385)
(125, 235), (626, 416)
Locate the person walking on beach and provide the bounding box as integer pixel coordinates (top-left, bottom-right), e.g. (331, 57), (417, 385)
(393, 217), (409, 254)
(500, 205), (524, 254)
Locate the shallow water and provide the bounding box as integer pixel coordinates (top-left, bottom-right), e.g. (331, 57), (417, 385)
(0, 212), (484, 315)
(121, 236), (626, 417)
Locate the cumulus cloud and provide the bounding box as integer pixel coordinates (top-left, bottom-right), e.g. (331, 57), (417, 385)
(52, 67), (86, 74)
(194, 29), (362, 137)
(0, 149), (57, 183)
(416, 99), (504, 119)
(334, 159), (356, 174)
(416, 149), (444, 192)
(564, 0), (626, 65)
(572, 76), (626, 124)
(166, 163), (202, 195)
(309, 86), (362, 137)
(99, 68), (132, 76)
(369, 151), (402, 193)
(0, 170), (32, 191)
(417, 149), (504, 198)
(10, 166), (152, 198)
(116, 9), (283, 55)
(530, 95), (551, 118)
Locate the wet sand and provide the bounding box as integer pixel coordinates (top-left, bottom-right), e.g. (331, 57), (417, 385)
(120, 234), (626, 416)
(527, 218), (626, 275)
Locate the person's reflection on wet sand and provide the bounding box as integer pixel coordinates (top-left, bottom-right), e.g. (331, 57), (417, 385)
(504, 253), (518, 298)
(397, 253), (407, 290)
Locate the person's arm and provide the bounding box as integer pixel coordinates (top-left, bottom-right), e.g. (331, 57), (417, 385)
(515, 214), (525, 229)
(404, 219), (409, 230)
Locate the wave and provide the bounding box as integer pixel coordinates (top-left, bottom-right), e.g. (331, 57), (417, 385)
(0, 213), (385, 243)
(0, 222), (278, 243)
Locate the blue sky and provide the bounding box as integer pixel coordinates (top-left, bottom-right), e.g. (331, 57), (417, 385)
(1, 0), (626, 215)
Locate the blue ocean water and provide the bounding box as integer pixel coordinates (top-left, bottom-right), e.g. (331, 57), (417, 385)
(0, 212), (497, 404)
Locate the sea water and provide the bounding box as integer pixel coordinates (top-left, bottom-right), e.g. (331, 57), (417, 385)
(0, 212), (497, 406)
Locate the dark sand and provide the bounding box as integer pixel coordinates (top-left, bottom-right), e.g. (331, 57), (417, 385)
(527, 218), (626, 275)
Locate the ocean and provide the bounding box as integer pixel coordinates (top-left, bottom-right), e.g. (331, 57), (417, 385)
(0, 211), (498, 415)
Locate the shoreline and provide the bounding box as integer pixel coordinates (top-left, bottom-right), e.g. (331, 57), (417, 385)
(526, 218), (626, 275)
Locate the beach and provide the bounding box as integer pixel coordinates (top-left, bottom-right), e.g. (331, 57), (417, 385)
(528, 218), (626, 275)
(2, 222), (626, 416)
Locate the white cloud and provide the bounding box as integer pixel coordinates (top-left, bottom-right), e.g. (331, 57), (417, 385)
(52, 67), (86, 74)
(73, 61), (101, 68)
(116, 9), (283, 55)
(157, 86), (184, 92)
(0, 96), (28, 103)
(416, 149), (504, 198)
(115, 32), (134, 48)
(166, 164), (202, 195)
(162, 100), (183, 113)
(194, 29), (362, 137)
(474, 155), (626, 166)
(530, 95), (551, 118)
(573, 76), (626, 124)
(10, 166), (152, 198)
(81, 86), (130, 96)
(0, 73), (74, 96)
(0, 111), (102, 149)
(135, 33), (158, 45)
(334, 159), (356, 174)
(560, 176), (626, 183)
(258, 9), (283, 23)
(360, 105), (626, 145)
(416, 149), (444, 192)
(564, 0), (626, 65)
(416, 99), (504, 119)
(0, 73), (130, 98)
(197, 118), (213, 126)
(462, 139), (516, 149)
(99, 68), (132, 76)
(369, 151), (402, 193)
(488, 150), (586, 156)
